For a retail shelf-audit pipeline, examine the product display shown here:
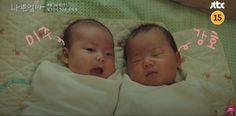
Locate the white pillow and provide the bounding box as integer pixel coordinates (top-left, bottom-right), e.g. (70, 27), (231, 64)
(21, 61), (122, 115)
(114, 74), (214, 115)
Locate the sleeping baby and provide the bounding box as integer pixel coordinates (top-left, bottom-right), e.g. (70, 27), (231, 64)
(61, 18), (115, 78)
(114, 23), (214, 115)
(124, 23), (184, 86)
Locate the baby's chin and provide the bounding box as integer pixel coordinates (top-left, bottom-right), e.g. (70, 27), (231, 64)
(74, 68), (115, 79)
(90, 73), (109, 79)
(71, 70), (107, 79)
(133, 78), (175, 86)
(98, 71), (115, 79)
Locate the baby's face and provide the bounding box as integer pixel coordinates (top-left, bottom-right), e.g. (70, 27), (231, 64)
(126, 29), (180, 86)
(63, 24), (115, 78)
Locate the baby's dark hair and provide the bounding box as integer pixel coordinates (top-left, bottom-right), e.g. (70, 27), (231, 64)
(124, 23), (178, 62)
(63, 19), (113, 48)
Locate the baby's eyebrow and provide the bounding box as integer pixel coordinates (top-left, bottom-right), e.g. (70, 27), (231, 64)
(89, 42), (98, 46)
(101, 48), (113, 54)
(129, 53), (140, 58)
(151, 47), (162, 51)
(105, 50), (114, 53)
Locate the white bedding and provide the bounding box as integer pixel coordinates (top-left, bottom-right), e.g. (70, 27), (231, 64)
(21, 61), (122, 115)
(22, 60), (233, 115)
(114, 74), (214, 115)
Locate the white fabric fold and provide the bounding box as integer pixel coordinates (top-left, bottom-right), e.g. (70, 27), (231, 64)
(21, 60), (122, 115)
(114, 74), (217, 115)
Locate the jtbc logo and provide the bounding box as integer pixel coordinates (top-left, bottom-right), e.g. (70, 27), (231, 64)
(210, 1), (225, 9)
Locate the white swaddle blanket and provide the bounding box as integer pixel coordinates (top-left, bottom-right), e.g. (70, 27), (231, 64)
(114, 73), (232, 115)
(21, 61), (122, 115)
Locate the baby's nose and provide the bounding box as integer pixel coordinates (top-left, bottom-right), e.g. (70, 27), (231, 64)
(143, 57), (154, 69)
(97, 53), (105, 63)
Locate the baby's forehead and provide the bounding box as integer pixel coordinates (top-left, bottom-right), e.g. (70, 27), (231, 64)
(69, 23), (112, 41)
(135, 28), (164, 37)
(72, 36), (114, 51)
(126, 29), (172, 52)
(69, 23), (114, 45)
(71, 22), (109, 33)
(128, 29), (167, 43)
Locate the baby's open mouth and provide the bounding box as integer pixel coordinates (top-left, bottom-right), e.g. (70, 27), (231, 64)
(90, 67), (104, 76)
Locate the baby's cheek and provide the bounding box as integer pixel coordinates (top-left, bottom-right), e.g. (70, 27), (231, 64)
(129, 66), (140, 77)
(68, 63), (80, 74)
(161, 59), (177, 68)
(69, 56), (84, 70)
(69, 61), (80, 70)
(108, 60), (115, 71)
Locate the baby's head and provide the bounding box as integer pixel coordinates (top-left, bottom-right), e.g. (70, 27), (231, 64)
(61, 19), (115, 78)
(124, 23), (181, 86)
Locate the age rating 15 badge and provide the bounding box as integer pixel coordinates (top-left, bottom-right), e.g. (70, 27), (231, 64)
(210, 1), (225, 25)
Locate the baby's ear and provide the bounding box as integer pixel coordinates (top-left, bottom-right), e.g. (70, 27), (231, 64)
(175, 52), (182, 67)
(61, 47), (69, 64)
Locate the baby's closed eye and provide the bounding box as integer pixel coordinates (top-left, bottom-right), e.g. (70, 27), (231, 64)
(85, 48), (95, 52)
(152, 51), (164, 58)
(130, 56), (142, 63)
(152, 53), (161, 57)
(105, 52), (114, 57)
